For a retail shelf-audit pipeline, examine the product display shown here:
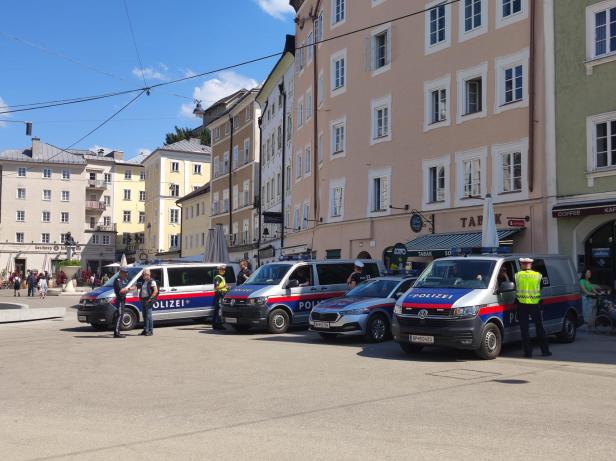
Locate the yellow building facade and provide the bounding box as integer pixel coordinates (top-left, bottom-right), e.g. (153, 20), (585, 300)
(113, 159), (146, 262)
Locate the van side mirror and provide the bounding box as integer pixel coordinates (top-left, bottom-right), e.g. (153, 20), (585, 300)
(286, 279), (299, 289)
(498, 281), (515, 293)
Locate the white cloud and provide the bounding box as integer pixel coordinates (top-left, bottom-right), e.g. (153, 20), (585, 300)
(180, 71), (259, 118)
(0, 96), (9, 128)
(255, 0), (294, 20)
(182, 68), (196, 78)
(132, 64), (169, 81)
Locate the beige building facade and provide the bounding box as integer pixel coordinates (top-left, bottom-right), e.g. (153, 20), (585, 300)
(176, 183), (210, 259)
(286, 0), (552, 266)
(208, 89), (262, 266)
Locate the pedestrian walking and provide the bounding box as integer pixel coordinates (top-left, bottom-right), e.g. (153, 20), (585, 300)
(136, 269), (158, 336)
(212, 264), (228, 330)
(237, 259), (252, 286)
(112, 267), (131, 338)
(346, 260), (368, 290)
(514, 257), (552, 358)
(27, 271), (37, 297)
(90, 274), (96, 290)
(38, 276), (48, 299)
(13, 274), (21, 297)
(579, 269), (600, 331)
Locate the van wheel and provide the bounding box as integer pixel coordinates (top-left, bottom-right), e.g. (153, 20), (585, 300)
(318, 332), (338, 341)
(365, 314), (389, 343)
(90, 323), (108, 331)
(120, 309), (138, 331)
(557, 312), (577, 343)
(268, 309), (290, 334)
(400, 342), (423, 354)
(231, 325), (251, 332)
(475, 323), (501, 360)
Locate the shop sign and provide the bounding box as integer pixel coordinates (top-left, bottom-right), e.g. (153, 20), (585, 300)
(507, 218), (527, 228)
(552, 204), (616, 218)
(281, 244), (309, 256)
(410, 214), (423, 233)
(460, 214), (502, 228)
(263, 212), (283, 224)
(592, 248), (611, 258)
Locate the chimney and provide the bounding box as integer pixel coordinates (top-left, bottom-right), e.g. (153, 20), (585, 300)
(31, 137), (42, 158)
(108, 150), (124, 160)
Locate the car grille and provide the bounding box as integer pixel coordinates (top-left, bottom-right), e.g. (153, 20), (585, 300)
(396, 317), (453, 328)
(402, 307), (452, 317)
(222, 306), (261, 319)
(311, 312), (339, 322)
(454, 332), (474, 342)
(223, 298), (248, 306)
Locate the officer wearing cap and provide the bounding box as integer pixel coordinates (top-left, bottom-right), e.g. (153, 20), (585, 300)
(212, 264), (228, 330)
(514, 257), (551, 358)
(113, 267), (131, 338)
(347, 260), (368, 289)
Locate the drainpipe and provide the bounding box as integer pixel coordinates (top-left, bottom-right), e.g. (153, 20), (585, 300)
(528, 0), (536, 193)
(279, 83), (287, 254)
(257, 110), (266, 267)
(228, 114), (234, 245)
(311, 0), (322, 229)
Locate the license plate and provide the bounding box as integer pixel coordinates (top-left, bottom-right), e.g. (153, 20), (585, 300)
(411, 334), (434, 344)
(78, 315), (86, 322)
(313, 321), (330, 329)
(225, 317), (237, 324)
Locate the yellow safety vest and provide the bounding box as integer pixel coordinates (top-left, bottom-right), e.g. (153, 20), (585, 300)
(514, 270), (542, 304)
(214, 274), (228, 294)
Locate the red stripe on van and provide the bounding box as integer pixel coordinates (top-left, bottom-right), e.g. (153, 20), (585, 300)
(268, 291), (345, 303)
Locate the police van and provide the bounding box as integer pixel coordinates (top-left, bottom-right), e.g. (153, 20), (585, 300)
(77, 262), (239, 330)
(392, 254), (582, 359)
(221, 259), (385, 333)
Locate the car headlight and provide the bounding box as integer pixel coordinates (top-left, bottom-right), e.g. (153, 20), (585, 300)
(452, 305), (482, 318)
(97, 297), (116, 305)
(394, 302), (403, 315)
(342, 308), (369, 316)
(249, 297), (268, 305)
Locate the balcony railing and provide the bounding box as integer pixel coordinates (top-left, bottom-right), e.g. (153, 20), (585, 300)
(85, 201), (106, 211)
(86, 224), (117, 233)
(87, 179), (107, 189)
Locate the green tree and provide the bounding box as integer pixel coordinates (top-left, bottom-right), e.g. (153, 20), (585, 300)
(164, 126), (210, 146)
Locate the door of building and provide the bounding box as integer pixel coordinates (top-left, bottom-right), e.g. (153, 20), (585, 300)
(14, 258), (26, 275)
(585, 220), (616, 290)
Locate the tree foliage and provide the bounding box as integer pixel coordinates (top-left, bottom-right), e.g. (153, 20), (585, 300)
(164, 126), (210, 146)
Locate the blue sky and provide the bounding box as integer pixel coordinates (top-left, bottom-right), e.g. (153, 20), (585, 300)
(0, 0), (295, 159)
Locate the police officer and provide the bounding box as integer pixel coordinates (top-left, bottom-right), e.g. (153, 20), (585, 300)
(113, 267), (131, 338)
(347, 260), (368, 289)
(212, 264), (228, 330)
(514, 257), (552, 358)
(136, 269), (158, 336)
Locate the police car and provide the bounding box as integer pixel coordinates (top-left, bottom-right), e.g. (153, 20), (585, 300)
(77, 262), (238, 330)
(309, 276), (416, 342)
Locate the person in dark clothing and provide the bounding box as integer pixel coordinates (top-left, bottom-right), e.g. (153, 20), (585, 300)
(347, 261), (368, 290)
(112, 267), (131, 338)
(237, 259), (252, 286)
(136, 269), (158, 336)
(27, 272), (37, 297)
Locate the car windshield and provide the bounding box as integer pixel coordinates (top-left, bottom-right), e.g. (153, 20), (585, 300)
(102, 267), (143, 287)
(347, 279), (400, 298)
(414, 260), (496, 289)
(244, 264), (291, 286)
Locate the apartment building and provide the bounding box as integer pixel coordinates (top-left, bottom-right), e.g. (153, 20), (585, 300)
(141, 139), (211, 258)
(551, 0), (616, 288)
(176, 183), (211, 259)
(113, 156), (146, 263)
(255, 35), (296, 264)
(207, 89), (261, 266)
(286, 0), (552, 265)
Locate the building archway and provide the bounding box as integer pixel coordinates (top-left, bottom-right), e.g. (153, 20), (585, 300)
(356, 251), (372, 259)
(583, 220), (616, 290)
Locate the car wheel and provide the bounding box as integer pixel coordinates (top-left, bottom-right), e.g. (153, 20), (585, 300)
(268, 309), (290, 334)
(231, 324), (251, 332)
(557, 312), (577, 343)
(475, 323), (502, 360)
(365, 314), (389, 343)
(318, 332), (338, 341)
(399, 342), (423, 354)
(90, 323), (108, 331)
(120, 309), (138, 331)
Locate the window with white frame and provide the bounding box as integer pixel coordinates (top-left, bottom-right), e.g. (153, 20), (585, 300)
(43, 189), (51, 201)
(43, 168), (51, 178)
(232, 185), (239, 210)
(243, 220), (250, 244)
(140, 171), (145, 181)
(424, 75), (451, 131)
(213, 192), (220, 214)
(293, 207), (300, 231)
(41, 233), (50, 244)
(170, 235), (179, 248)
(169, 184), (180, 197)
(61, 169), (70, 180)
(586, 1), (616, 62)
(61, 190), (69, 202)
(92, 234), (100, 245)
(139, 211), (145, 224)
(305, 146), (312, 175)
(103, 216), (111, 226)
(497, 0), (526, 29)
(302, 202), (311, 229)
(243, 180), (250, 207)
(104, 195), (111, 206)
(60, 233), (68, 244)
(296, 152), (303, 179)
(223, 152), (229, 172)
(233, 145), (239, 168)
(329, 179), (345, 219)
(139, 191), (146, 201)
(455, 148), (487, 205)
(425, 0), (451, 54)
(16, 232), (24, 243)
(18, 167), (26, 177)
(331, 118), (346, 156)
(297, 97), (304, 128)
(371, 25), (391, 73)
(61, 212), (69, 223)
(370, 174), (390, 213)
(459, 0), (487, 41)
(124, 170), (132, 180)
(17, 188), (26, 199)
(317, 71), (324, 106)
(193, 164), (202, 174)
(315, 10), (324, 41)
(462, 158), (482, 198)
(123, 189), (131, 201)
(213, 157), (220, 177)
(429, 165), (446, 202)
(103, 235), (111, 245)
(371, 95), (391, 143)
(492, 139), (528, 198)
(330, 50), (347, 95)
(501, 151), (522, 192)
(306, 88), (313, 120)
(332, 0), (345, 25)
(16, 210), (25, 222)
(169, 208), (179, 224)
(286, 165), (291, 191)
(318, 132), (324, 164)
(457, 62), (487, 123)
(123, 211), (131, 223)
(287, 114), (293, 141)
(171, 161), (179, 173)
(277, 172), (282, 197)
(495, 49), (528, 113)
(307, 31), (314, 63)
(244, 138), (250, 163)
(104, 173), (112, 184)
(589, 112), (616, 171)
(42, 211), (50, 223)
(223, 189), (229, 212)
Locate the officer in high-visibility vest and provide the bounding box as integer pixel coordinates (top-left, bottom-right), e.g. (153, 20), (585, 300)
(514, 257), (552, 358)
(212, 264), (228, 330)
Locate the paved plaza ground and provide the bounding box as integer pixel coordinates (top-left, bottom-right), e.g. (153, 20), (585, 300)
(1, 295), (615, 460)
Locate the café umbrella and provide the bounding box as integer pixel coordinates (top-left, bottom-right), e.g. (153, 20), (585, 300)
(203, 224), (229, 263)
(481, 194), (500, 250)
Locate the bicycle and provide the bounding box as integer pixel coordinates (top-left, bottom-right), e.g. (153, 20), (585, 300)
(593, 294), (616, 334)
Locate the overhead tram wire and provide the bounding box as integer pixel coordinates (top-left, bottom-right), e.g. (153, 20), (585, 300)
(1, 0), (461, 115)
(122, 0), (148, 89)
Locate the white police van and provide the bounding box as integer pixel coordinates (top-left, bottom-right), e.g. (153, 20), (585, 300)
(221, 259), (385, 333)
(77, 262), (239, 330)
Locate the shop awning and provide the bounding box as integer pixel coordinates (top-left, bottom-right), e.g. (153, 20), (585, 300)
(552, 200), (616, 218)
(405, 229), (522, 257)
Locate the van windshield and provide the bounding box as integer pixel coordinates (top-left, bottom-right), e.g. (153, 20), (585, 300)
(102, 268), (143, 288)
(414, 260), (496, 289)
(244, 264), (291, 286)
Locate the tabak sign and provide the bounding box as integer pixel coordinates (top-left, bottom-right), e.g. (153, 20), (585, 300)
(460, 214), (502, 228)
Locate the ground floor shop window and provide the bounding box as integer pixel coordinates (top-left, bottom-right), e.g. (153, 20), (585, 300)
(584, 220), (616, 290)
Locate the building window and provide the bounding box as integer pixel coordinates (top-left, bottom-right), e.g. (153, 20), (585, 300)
(587, 1), (616, 61)
(495, 49), (528, 113)
(232, 185), (239, 210)
(193, 164), (201, 174)
(139, 191), (146, 201)
(306, 88), (313, 120)
(331, 118), (346, 157)
(119, 211), (129, 223)
(170, 235), (179, 248)
(103, 235), (111, 245)
(42, 189), (51, 201)
(431, 89), (447, 123)
(371, 95), (391, 144)
(243, 180), (250, 208)
(169, 209), (179, 224)
(61, 212), (69, 223)
(286, 165), (291, 192)
(171, 161), (179, 173)
(307, 31), (314, 63)
(140, 171), (145, 181)
(466, 78), (482, 112)
(371, 175), (389, 212)
(331, 51), (346, 94)
(302, 202), (311, 229)
(455, 148), (487, 206)
(17, 188), (26, 199)
(456, 63), (488, 124)
(17, 167), (26, 177)
(103, 173), (111, 184)
(429, 166), (446, 202)
(223, 190), (229, 213)
(318, 132), (324, 164)
(332, 0), (345, 25)
(223, 152), (229, 172)
(297, 97), (304, 128)
(305, 146), (312, 176)
(315, 10), (324, 41)
(42, 211), (50, 223)
(502, 0), (522, 17)
(233, 145), (239, 168)
(501, 151), (522, 192)
(43, 168), (51, 178)
(330, 182), (345, 219)
(104, 195), (111, 206)
(169, 184), (180, 197)
(296, 152), (303, 179)
(425, 0), (451, 54)
(244, 138), (250, 163)
(293, 207), (300, 231)
(497, 0), (527, 28)
(92, 234), (100, 245)
(61, 169), (70, 180)
(424, 75), (451, 131)
(61, 191), (70, 202)
(41, 233), (50, 244)
(16, 232), (24, 243)
(104, 216), (111, 226)
(89, 172), (96, 181)
(460, 0), (487, 41)
(16, 210), (25, 222)
(124, 170), (132, 180)
(463, 158), (481, 198)
(371, 26), (391, 73)
(60, 233), (68, 244)
(589, 112), (616, 171)
(123, 189), (131, 201)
